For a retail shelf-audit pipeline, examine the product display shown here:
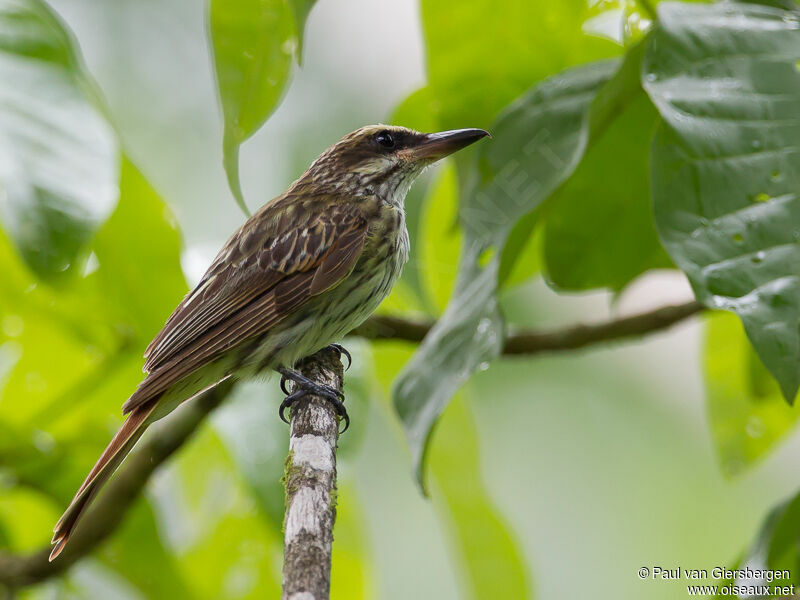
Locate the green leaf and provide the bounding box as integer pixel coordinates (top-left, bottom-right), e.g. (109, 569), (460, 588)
(0, 154), (202, 594)
(165, 427), (282, 599)
(419, 165), (461, 312)
(429, 395), (531, 599)
(728, 489), (800, 595)
(394, 242), (503, 486)
(0, 155), (187, 488)
(392, 0), (637, 482)
(497, 210), (542, 289)
(421, 0), (621, 130)
(0, 0), (118, 279)
(330, 482), (372, 600)
(393, 61), (621, 486)
(767, 492), (800, 584)
(103, 502), (197, 600)
(0, 487), (58, 551)
(734, 0), (799, 10)
(623, 1), (656, 44)
(543, 43), (672, 291)
(210, 0), (295, 216)
(286, 0), (317, 61)
(91, 159), (187, 340)
(212, 381), (289, 530)
(644, 1), (800, 402)
(704, 311), (800, 476)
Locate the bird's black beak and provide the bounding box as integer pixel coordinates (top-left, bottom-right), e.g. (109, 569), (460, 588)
(407, 128), (491, 161)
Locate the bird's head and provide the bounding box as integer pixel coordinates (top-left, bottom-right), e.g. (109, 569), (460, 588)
(301, 125), (490, 202)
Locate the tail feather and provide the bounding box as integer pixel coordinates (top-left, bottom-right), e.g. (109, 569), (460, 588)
(49, 399), (158, 561)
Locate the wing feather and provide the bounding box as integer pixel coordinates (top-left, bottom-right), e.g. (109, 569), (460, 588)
(123, 198), (368, 414)
(310, 226), (367, 295)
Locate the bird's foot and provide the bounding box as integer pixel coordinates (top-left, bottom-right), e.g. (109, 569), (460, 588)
(277, 366), (349, 433)
(325, 343), (351, 370)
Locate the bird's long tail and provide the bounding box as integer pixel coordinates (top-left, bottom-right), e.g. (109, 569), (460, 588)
(49, 398), (159, 561)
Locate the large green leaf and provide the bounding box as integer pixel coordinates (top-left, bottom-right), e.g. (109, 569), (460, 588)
(704, 311), (800, 476)
(370, 340), (528, 600)
(0, 157), (197, 595)
(735, 0), (800, 10)
(212, 380), (290, 530)
(392, 0), (631, 482)
(543, 43), (672, 291)
(421, 0), (620, 130)
(393, 241), (503, 485)
(330, 483), (372, 600)
(418, 165), (461, 312)
(287, 0), (317, 61)
(0, 156), (187, 430)
(393, 61), (622, 485)
(724, 489), (800, 596)
(210, 0), (297, 216)
(497, 210), (542, 289)
(0, 0), (118, 279)
(164, 427), (282, 599)
(429, 395), (531, 599)
(103, 502), (196, 600)
(91, 160), (187, 340)
(644, 1), (800, 402)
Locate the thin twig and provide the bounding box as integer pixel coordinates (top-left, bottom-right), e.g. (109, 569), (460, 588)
(281, 347), (343, 600)
(351, 300), (704, 355)
(0, 379), (235, 590)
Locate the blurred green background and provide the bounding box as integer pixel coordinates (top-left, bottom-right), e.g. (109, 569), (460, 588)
(2, 0), (800, 598)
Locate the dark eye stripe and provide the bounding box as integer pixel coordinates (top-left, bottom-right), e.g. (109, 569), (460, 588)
(375, 131), (395, 148)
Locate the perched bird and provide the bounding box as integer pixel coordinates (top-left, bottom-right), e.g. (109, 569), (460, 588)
(49, 124), (489, 560)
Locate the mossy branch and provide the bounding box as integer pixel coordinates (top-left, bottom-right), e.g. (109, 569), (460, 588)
(281, 347), (344, 600)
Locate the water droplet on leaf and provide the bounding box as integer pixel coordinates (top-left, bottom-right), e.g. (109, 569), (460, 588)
(746, 416), (765, 439)
(31, 430), (55, 453)
(281, 38), (296, 56)
(1, 315), (23, 337)
(753, 192), (770, 203)
(477, 318), (492, 334)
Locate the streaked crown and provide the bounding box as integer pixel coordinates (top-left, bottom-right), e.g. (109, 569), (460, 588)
(296, 125), (489, 203)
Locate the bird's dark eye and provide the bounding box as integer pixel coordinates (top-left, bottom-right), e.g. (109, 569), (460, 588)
(374, 131), (395, 149)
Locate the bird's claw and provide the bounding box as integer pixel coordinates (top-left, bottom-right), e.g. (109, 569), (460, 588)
(279, 372), (291, 395)
(326, 343), (351, 370)
(276, 366), (349, 433)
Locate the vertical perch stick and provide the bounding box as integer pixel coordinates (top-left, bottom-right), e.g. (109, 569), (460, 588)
(282, 347), (344, 600)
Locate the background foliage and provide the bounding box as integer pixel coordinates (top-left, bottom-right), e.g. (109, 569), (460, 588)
(2, 0), (800, 598)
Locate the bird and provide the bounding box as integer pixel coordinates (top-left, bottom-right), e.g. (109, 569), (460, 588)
(48, 124), (489, 561)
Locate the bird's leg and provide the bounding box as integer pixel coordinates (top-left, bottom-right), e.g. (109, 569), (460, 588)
(325, 343), (351, 370)
(276, 366), (349, 433)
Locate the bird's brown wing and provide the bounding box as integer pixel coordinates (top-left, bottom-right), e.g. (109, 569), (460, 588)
(123, 197), (368, 414)
(51, 201), (368, 562)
